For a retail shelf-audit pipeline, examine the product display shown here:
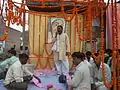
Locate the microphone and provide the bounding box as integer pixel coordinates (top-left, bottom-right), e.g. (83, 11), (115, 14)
(55, 32), (58, 38)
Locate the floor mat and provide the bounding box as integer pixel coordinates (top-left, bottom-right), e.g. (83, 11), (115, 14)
(0, 70), (67, 90)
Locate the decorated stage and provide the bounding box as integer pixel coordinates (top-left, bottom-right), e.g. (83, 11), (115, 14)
(0, 70), (68, 90)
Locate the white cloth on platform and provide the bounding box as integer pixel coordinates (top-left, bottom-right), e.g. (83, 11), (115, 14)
(52, 33), (70, 75)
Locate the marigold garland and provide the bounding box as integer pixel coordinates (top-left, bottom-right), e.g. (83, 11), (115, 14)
(1, 0), (119, 89)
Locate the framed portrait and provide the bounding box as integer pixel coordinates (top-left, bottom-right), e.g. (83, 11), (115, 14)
(47, 18), (66, 43)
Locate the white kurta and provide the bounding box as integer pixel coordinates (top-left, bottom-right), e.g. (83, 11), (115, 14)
(89, 57), (94, 65)
(92, 63), (111, 90)
(52, 33), (70, 60)
(4, 60), (33, 85)
(84, 60), (94, 84)
(52, 33), (70, 75)
(4, 60), (24, 85)
(68, 62), (91, 90)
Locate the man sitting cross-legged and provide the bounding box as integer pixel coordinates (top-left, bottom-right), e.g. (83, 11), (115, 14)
(4, 53), (40, 90)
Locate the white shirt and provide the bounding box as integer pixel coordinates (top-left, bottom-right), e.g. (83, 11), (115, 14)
(4, 60), (23, 85)
(68, 61), (91, 90)
(52, 33), (70, 60)
(84, 59), (91, 68)
(84, 59), (94, 84)
(92, 62), (111, 89)
(4, 60), (33, 85)
(22, 64), (33, 76)
(89, 57), (94, 65)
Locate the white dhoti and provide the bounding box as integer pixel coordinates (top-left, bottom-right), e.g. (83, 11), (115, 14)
(53, 52), (69, 75)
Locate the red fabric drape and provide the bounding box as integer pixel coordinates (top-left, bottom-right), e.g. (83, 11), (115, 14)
(106, 3), (120, 49)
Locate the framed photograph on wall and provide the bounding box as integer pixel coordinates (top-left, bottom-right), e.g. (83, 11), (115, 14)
(47, 18), (66, 43)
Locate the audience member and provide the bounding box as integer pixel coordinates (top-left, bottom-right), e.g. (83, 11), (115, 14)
(92, 53), (111, 90)
(86, 51), (94, 64)
(67, 52), (91, 90)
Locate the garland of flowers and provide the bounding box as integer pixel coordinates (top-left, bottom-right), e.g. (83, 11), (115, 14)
(111, 0), (118, 89)
(3, 2), (119, 88)
(60, 0), (76, 22)
(3, 0), (118, 74)
(0, 9), (10, 41)
(89, 0), (118, 89)
(79, 11), (90, 40)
